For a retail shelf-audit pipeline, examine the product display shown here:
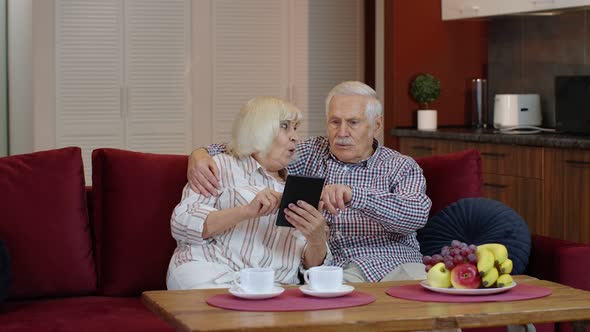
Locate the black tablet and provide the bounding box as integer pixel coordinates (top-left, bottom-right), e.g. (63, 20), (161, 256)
(276, 175), (325, 227)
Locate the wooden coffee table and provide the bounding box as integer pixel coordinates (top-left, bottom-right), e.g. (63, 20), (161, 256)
(142, 276), (590, 332)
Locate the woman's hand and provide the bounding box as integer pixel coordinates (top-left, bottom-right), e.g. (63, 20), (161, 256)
(243, 188), (282, 219)
(284, 200), (327, 246)
(285, 200), (328, 268)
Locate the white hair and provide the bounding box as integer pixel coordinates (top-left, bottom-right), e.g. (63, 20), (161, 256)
(229, 96), (302, 158)
(325, 81), (383, 124)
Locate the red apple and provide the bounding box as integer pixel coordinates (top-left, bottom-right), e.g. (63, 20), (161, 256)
(450, 263), (481, 289)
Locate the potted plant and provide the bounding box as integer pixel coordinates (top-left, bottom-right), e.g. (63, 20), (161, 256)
(410, 73), (441, 131)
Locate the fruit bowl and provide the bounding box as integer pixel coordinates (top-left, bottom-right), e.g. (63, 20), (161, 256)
(420, 280), (516, 295)
(424, 240), (515, 290)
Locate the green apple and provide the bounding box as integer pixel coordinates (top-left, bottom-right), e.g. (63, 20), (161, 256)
(427, 262), (451, 288)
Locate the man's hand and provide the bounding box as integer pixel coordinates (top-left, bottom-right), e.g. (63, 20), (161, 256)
(283, 200), (327, 246)
(188, 148), (220, 197)
(243, 189), (282, 218)
(320, 184), (352, 215)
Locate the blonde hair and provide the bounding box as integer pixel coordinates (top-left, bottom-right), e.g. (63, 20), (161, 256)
(229, 97), (302, 158)
(325, 81), (383, 124)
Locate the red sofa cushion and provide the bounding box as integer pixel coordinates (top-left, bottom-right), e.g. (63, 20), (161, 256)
(0, 147), (96, 299)
(528, 234), (590, 290)
(92, 149), (187, 296)
(527, 235), (590, 332)
(415, 149), (483, 217)
(0, 296), (174, 332)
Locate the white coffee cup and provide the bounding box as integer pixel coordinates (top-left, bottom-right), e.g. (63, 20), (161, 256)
(233, 268), (275, 294)
(303, 266), (343, 291)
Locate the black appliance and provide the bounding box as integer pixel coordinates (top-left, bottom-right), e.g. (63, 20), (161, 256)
(555, 75), (590, 135)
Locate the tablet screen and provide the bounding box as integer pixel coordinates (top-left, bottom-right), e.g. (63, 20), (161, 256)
(276, 175), (325, 227)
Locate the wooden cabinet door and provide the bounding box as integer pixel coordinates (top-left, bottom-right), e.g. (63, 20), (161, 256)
(544, 148), (590, 244)
(451, 141), (544, 234)
(398, 137), (451, 158)
(451, 142), (543, 179)
(482, 174), (543, 236)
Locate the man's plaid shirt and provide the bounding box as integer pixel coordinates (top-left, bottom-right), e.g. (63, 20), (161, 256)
(208, 136), (431, 281)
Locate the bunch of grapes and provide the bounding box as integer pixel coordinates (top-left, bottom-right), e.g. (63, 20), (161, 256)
(422, 240), (478, 272)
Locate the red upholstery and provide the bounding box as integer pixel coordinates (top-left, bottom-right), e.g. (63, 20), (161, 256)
(92, 149), (187, 296)
(0, 297), (173, 332)
(416, 149), (484, 217)
(0, 147), (96, 299)
(527, 234), (590, 290)
(465, 324), (554, 332)
(526, 235), (590, 332)
(556, 246), (590, 291)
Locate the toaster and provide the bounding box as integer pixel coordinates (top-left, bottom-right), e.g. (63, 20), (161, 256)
(493, 94), (542, 129)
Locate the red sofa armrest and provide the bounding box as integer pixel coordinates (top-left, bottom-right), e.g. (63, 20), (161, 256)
(527, 234), (590, 291)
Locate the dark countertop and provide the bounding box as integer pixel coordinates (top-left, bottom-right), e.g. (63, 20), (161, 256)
(390, 127), (590, 150)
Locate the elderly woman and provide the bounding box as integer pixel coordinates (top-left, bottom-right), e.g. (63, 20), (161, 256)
(167, 97), (328, 290)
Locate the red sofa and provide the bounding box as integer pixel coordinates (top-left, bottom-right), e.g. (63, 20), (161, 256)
(0, 147), (588, 332)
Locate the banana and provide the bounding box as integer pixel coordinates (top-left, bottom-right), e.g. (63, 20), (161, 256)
(498, 259), (513, 274)
(476, 247), (495, 276)
(496, 273), (514, 288)
(478, 243), (508, 265)
(481, 267), (499, 288)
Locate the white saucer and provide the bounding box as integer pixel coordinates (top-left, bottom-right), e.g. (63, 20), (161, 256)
(228, 286), (284, 300)
(299, 284), (354, 298)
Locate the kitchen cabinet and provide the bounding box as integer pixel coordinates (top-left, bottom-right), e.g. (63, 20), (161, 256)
(398, 137), (545, 239)
(544, 148), (590, 244)
(442, 0), (590, 20)
(451, 142), (544, 235)
(398, 137), (451, 158)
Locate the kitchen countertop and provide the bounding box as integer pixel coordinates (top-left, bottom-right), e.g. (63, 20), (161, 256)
(390, 127), (590, 150)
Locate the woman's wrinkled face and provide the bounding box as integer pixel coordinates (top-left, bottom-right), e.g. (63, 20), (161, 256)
(264, 120), (299, 171)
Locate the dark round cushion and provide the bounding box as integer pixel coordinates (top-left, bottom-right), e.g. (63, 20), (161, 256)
(0, 239), (10, 303)
(417, 198), (531, 274)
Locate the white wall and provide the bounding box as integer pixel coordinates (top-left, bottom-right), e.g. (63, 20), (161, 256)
(0, 0), (7, 157)
(8, 0), (33, 155)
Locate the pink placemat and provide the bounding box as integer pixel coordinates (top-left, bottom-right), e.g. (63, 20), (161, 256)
(207, 289), (375, 311)
(386, 283), (552, 303)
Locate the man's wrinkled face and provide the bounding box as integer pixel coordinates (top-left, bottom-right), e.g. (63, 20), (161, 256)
(326, 95), (382, 163)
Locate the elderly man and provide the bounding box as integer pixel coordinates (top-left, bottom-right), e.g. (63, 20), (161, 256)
(188, 81), (431, 283)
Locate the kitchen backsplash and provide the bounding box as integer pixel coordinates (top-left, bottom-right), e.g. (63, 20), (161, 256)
(488, 10), (590, 128)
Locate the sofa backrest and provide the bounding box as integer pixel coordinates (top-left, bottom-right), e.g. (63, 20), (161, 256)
(87, 148), (482, 296)
(0, 147), (97, 300)
(91, 148), (188, 296)
(415, 149), (484, 217)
